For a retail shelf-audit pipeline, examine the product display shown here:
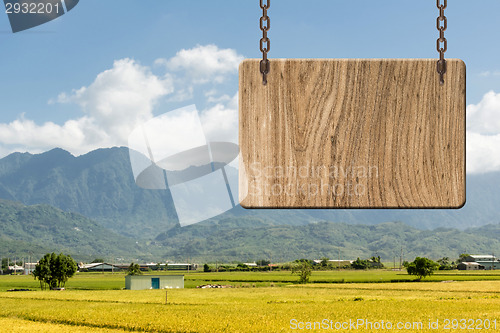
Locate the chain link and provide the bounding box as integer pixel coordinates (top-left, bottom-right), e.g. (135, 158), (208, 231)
(436, 0), (447, 85)
(260, 0), (270, 85)
(257, 1), (447, 86)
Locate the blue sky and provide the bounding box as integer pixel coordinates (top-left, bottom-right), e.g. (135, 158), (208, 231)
(1, 0), (500, 172)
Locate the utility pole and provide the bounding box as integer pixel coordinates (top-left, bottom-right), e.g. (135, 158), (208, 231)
(338, 249), (340, 270)
(399, 247), (403, 271)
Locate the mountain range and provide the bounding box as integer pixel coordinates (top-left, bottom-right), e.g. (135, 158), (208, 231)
(0, 147), (499, 261)
(0, 199), (153, 261)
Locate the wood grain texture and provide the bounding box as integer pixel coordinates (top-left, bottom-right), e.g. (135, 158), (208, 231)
(239, 59), (466, 208)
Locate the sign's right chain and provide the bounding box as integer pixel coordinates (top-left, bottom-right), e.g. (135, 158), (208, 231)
(437, 0), (447, 85)
(260, 0), (270, 85)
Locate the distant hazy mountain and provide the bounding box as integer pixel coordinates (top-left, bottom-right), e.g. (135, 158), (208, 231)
(2, 198), (498, 262)
(154, 219), (500, 262)
(0, 199), (153, 261)
(0, 147), (498, 240)
(0, 148), (178, 239)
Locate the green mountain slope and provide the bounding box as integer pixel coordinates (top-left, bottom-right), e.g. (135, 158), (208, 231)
(0, 148), (178, 239)
(0, 199), (498, 263)
(154, 220), (500, 262)
(0, 147), (499, 239)
(0, 199), (153, 261)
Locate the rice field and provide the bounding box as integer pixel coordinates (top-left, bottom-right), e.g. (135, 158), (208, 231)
(3, 269), (500, 292)
(1, 271), (499, 332)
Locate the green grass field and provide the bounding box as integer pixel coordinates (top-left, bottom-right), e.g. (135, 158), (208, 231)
(4, 269), (500, 292)
(1, 270), (500, 332)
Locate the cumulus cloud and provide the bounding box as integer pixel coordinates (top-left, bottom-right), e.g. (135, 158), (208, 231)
(479, 71), (500, 77)
(0, 58), (172, 156)
(466, 91), (500, 174)
(8, 45), (499, 176)
(0, 45), (242, 157)
(0, 116), (97, 155)
(201, 93), (238, 143)
(466, 91), (500, 135)
(156, 44), (244, 84)
(467, 131), (500, 174)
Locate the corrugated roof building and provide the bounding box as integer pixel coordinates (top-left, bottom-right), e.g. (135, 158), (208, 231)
(125, 275), (184, 290)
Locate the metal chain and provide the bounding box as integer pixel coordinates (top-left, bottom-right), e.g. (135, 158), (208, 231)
(260, 0), (270, 85)
(436, 0), (447, 85)
(257, 1), (447, 86)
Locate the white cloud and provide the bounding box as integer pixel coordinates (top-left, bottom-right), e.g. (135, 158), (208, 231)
(467, 131), (500, 174)
(0, 58), (173, 156)
(11, 45), (500, 176)
(201, 93), (238, 143)
(467, 91), (500, 135)
(0, 45), (242, 158)
(60, 58), (174, 140)
(207, 94), (232, 104)
(467, 91), (500, 174)
(479, 71), (500, 77)
(156, 44), (244, 84)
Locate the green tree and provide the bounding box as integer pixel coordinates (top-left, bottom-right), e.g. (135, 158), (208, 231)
(292, 261), (312, 284)
(320, 257), (329, 268)
(351, 258), (370, 270)
(33, 256), (50, 290)
(404, 257), (439, 281)
(203, 263), (211, 272)
(1, 258), (8, 273)
(256, 259), (271, 266)
(237, 263), (249, 269)
(55, 254), (77, 287)
(370, 256), (384, 269)
(91, 258), (105, 263)
(456, 253), (470, 264)
(32, 253), (77, 290)
(126, 263), (143, 275)
(437, 257), (455, 270)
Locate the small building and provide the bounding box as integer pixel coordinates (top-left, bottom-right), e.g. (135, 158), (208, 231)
(244, 263), (258, 267)
(24, 263), (37, 275)
(125, 275), (184, 290)
(165, 263), (197, 271)
(328, 260), (354, 265)
(80, 263), (123, 272)
(463, 255), (496, 262)
(7, 265), (24, 274)
(463, 255), (500, 270)
(457, 262), (483, 270)
(313, 259), (353, 267)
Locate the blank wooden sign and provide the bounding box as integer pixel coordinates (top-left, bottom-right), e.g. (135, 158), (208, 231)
(239, 59), (466, 209)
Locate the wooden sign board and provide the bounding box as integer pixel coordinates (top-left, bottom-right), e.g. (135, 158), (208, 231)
(239, 59), (465, 209)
